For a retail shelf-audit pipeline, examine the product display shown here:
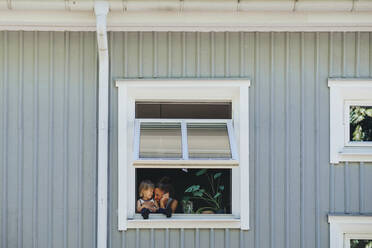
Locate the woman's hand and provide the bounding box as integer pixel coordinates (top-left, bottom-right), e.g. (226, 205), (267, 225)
(160, 193), (169, 208)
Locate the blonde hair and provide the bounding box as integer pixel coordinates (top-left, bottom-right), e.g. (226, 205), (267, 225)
(138, 180), (154, 198)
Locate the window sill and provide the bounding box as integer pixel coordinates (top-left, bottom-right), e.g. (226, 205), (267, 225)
(337, 147), (372, 162)
(126, 214), (241, 229)
(133, 159), (239, 168)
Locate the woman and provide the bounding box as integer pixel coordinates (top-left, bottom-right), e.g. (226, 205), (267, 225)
(154, 177), (178, 216)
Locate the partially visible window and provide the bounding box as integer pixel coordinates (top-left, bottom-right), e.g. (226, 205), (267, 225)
(344, 234), (372, 248)
(329, 216), (372, 248)
(348, 104), (372, 143)
(329, 79), (372, 163)
(349, 239), (372, 248)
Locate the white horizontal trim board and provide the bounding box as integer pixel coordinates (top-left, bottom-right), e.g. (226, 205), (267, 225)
(127, 218), (241, 229)
(133, 160), (239, 168)
(2, 10), (372, 31)
(116, 79), (250, 231)
(1, 0), (372, 12)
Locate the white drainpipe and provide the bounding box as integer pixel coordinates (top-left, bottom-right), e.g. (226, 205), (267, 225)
(94, 1), (109, 248)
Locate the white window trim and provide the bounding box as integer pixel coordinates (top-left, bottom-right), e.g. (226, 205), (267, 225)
(328, 79), (372, 164)
(116, 79), (250, 230)
(329, 215), (372, 248)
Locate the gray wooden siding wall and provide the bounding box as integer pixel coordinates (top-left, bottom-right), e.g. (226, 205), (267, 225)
(1, 31), (372, 248)
(108, 32), (372, 248)
(0, 31), (98, 248)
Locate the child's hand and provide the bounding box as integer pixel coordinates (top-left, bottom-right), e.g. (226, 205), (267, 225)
(142, 202), (153, 209)
(149, 206), (158, 212)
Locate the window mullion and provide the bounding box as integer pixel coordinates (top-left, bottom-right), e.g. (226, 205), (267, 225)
(133, 119), (140, 160)
(181, 120), (189, 160)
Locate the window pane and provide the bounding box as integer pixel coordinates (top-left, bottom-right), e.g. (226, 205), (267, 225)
(136, 102), (232, 119)
(187, 123), (231, 159)
(139, 122), (182, 158)
(350, 239), (372, 248)
(350, 106), (372, 142)
(136, 168), (232, 214)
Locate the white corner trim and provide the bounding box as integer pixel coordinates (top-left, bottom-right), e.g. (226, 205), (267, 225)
(329, 215), (372, 248)
(116, 79), (250, 231)
(328, 78), (372, 164)
(95, 2), (109, 248)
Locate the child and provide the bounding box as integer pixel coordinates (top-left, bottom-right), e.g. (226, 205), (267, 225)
(137, 180), (159, 219)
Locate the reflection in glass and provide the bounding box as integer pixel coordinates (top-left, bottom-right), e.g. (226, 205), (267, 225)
(187, 123), (231, 159)
(350, 106), (372, 142)
(350, 239), (372, 248)
(139, 122), (182, 158)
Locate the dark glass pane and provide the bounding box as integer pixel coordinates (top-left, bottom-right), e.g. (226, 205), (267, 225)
(350, 106), (372, 142)
(136, 102), (232, 119)
(136, 169), (232, 214)
(139, 122), (182, 158)
(187, 123), (232, 159)
(350, 239), (372, 248)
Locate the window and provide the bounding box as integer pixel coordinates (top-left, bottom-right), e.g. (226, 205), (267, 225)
(329, 79), (372, 163)
(329, 215), (372, 248)
(346, 102), (372, 145)
(134, 119), (238, 165)
(116, 79), (250, 230)
(345, 234), (372, 248)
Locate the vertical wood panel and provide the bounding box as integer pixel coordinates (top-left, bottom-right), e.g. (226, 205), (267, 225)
(288, 32), (301, 248)
(18, 30), (24, 248)
(0, 30), (6, 248)
(7, 31), (20, 248)
(47, 31), (54, 248)
(318, 32), (330, 248)
(0, 31), (97, 248)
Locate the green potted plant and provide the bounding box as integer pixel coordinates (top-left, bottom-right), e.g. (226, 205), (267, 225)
(183, 169), (226, 214)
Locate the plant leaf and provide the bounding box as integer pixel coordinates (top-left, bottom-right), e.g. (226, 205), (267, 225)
(214, 192), (221, 199)
(353, 125), (364, 141)
(366, 108), (372, 117)
(213, 172), (222, 179)
(196, 169), (207, 176)
(219, 185), (224, 191)
(185, 185), (200, 193)
(193, 191), (203, 197)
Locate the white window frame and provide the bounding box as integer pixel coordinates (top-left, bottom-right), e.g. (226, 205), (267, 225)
(328, 79), (372, 163)
(116, 79), (250, 230)
(329, 215), (372, 248)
